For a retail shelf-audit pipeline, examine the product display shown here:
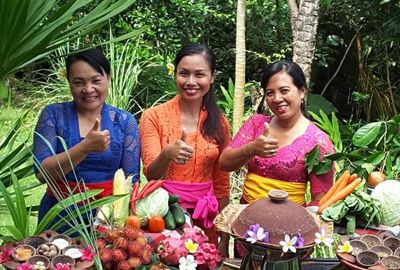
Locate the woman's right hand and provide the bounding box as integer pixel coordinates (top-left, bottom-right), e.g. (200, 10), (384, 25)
(163, 129), (194, 164)
(248, 122), (279, 158)
(83, 118), (110, 153)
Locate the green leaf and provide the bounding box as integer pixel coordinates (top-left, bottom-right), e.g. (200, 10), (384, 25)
(314, 159), (333, 175)
(305, 145), (321, 174)
(361, 163), (375, 174)
(365, 152), (385, 166)
(352, 122), (382, 147)
(345, 215), (356, 236)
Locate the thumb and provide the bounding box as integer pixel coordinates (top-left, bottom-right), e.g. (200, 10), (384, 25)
(180, 128), (187, 142)
(91, 118), (101, 131)
(263, 122), (270, 137)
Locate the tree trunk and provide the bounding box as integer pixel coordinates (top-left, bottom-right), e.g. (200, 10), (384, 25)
(291, 0), (320, 86)
(232, 0), (246, 133)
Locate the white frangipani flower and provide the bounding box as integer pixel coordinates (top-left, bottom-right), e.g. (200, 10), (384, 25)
(315, 228), (334, 247)
(179, 255), (197, 270)
(279, 234), (298, 253)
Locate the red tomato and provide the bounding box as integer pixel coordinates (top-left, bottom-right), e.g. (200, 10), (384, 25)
(125, 215), (141, 229)
(148, 215), (165, 233)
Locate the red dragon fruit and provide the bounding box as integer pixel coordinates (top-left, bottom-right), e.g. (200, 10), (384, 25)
(157, 238), (189, 266)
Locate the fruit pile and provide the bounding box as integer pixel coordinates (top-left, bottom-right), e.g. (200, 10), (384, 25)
(97, 226), (153, 270)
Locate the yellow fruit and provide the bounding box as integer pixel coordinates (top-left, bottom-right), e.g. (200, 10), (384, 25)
(367, 171), (386, 187)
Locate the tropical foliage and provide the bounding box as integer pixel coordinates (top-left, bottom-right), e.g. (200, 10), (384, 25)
(0, 0), (133, 99)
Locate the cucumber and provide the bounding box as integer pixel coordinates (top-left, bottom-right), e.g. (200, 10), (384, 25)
(164, 210), (176, 230)
(168, 194), (179, 205)
(170, 203), (186, 226)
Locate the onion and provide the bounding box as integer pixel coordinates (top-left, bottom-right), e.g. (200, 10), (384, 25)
(367, 171), (386, 187)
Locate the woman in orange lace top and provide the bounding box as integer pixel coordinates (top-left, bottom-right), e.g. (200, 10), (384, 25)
(139, 44), (230, 256)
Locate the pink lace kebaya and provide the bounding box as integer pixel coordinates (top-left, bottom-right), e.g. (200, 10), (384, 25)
(230, 114), (334, 201)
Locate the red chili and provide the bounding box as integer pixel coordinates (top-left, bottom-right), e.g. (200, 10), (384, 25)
(136, 180), (156, 199)
(141, 180), (164, 198)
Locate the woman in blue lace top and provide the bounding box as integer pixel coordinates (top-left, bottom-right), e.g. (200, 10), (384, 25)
(33, 48), (140, 231)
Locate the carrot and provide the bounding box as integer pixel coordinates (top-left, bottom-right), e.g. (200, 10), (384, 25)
(347, 173), (358, 184)
(317, 178), (362, 214)
(331, 172), (351, 197)
(318, 170), (350, 206)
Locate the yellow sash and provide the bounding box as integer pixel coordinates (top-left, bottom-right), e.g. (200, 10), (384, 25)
(243, 173), (306, 204)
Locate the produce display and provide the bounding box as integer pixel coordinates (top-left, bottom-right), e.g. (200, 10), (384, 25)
(318, 170), (382, 236)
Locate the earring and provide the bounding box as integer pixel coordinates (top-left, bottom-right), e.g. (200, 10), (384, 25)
(301, 99), (305, 104)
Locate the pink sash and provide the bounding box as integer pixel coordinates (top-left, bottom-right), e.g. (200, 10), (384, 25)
(162, 180), (218, 229)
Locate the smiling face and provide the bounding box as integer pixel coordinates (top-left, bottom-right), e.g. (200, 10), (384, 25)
(175, 53), (214, 103)
(265, 71), (305, 120)
(68, 60), (109, 113)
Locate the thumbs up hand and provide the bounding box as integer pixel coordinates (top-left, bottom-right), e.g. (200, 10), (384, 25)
(164, 128), (194, 165)
(249, 122), (279, 158)
(83, 118), (110, 152)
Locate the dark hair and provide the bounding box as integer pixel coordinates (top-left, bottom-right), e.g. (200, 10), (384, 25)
(66, 48), (110, 80)
(174, 44), (226, 147)
(258, 60), (307, 115)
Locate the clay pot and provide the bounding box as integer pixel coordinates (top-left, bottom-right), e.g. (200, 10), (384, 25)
(384, 237), (400, 253)
(371, 245), (393, 258)
(50, 234), (71, 250)
(381, 255), (400, 270)
(51, 254), (75, 269)
(360, 234), (382, 248)
(13, 244), (36, 261)
(356, 250), (379, 268)
(27, 255), (50, 270)
(24, 236), (47, 249)
(349, 239), (368, 256)
(231, 190), (319, 247)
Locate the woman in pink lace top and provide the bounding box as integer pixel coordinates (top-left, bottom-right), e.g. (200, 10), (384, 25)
(219, 61), (334, 206)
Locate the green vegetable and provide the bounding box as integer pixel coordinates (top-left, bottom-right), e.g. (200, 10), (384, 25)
(164, 210), (176, 230)
(168, 194), (179, 205)
(136, 187), (169, 226)
(371, 180), (400, 226)
(320, 190), (381, 236)
(170, 203), (186, 226)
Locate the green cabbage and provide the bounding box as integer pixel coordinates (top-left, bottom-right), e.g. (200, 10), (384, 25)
(136, 187), (169, 226)
(371, 180), (400, 226)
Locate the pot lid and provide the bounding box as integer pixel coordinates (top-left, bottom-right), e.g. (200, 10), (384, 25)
(231, 190), (319, 247)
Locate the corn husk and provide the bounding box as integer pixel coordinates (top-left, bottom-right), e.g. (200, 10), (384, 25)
(112, 169), (132, 227)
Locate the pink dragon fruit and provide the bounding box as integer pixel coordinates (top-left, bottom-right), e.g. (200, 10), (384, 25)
(181, 226), (209, 245)
(195, 243), (221, 269)
(157, 237), (189, 266)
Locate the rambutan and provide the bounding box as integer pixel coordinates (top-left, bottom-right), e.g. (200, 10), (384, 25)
(123, 226), (140, 240)
(113, 236), (129, 249)
(99, 248), (113, 263)
(127, 242), (141, 256)
(135, 236), (147, 247)
(103, 229), (119, 242)
(112, 248), (128, 262)
(149, 263), (164, 270)
(128, 257), (142, 269)
(141, 247), (152, 264)
(103, 262), (114, 270)
(97, 238), (107, 249)
(117, 260), (131, 270)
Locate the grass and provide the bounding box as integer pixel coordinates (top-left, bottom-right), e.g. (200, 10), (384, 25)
(0, 105), (45, 237)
